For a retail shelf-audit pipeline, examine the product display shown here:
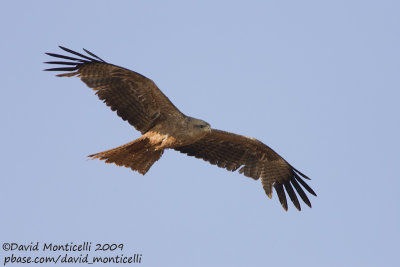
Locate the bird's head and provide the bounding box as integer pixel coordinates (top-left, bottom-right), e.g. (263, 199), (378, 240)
(187, 117), (211, 134)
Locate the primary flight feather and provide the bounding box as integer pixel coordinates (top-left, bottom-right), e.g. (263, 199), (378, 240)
(44, 46), (316, 211)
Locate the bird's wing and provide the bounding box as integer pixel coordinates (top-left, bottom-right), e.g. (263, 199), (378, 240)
(174, 129), (316, 211)
(44, 46), (183, 134)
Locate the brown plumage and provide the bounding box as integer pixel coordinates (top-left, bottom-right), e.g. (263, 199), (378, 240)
(44, 46), (317, 211)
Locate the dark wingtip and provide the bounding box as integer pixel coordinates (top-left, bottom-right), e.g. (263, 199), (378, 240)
(44, 61), (77, 65)
(58, 45), (70, 52)
(44, 46), (103, 75)
(284, 181), (301, 211)
(290, 178), (312, 208)
(293, 167), (311, 180)
(83, 48), (106, 62)
(44, 52), (85, 62)
(57, 46), (98, 61)
(274, 183), (288, 211)
(294, 173), (317, 197)
(43, 67), (77, 72)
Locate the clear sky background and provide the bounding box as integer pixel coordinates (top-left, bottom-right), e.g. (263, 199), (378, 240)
(1, 1), (399, 266)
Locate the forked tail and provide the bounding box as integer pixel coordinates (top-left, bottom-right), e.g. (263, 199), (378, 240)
(89, 137), (163, 174)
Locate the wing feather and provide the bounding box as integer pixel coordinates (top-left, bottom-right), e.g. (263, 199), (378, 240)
(44, 52), (86, 62)
(294, 172), (317, 196)
(274, 183), (288, 211)
(175, 129), (316, 211)
(283, 181), (301, 211)
(44, 46), (183, 133)
(290, 178), (312, 208)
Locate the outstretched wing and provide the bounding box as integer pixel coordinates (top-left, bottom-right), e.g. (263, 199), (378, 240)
(175, 129), (316, 211)
(44, 46), (183, 134)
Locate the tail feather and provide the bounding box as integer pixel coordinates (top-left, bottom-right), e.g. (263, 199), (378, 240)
(89, 138), (163, 174)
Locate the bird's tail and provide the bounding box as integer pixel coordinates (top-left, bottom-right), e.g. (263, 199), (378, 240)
(88, 137), (164, 175)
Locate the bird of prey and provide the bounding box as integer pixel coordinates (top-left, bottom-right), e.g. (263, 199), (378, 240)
(44, 46), (316, 211)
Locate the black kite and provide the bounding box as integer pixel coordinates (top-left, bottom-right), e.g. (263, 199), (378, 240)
(44, 46), (316, 211)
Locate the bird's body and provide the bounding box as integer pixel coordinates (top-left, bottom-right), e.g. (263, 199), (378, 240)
(45, 46), (316, 211)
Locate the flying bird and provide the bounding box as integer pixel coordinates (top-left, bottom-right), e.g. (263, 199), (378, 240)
(44, 46), (316, 211)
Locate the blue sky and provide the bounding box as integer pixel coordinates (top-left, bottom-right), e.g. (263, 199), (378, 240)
(1, 1), (399, 266)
